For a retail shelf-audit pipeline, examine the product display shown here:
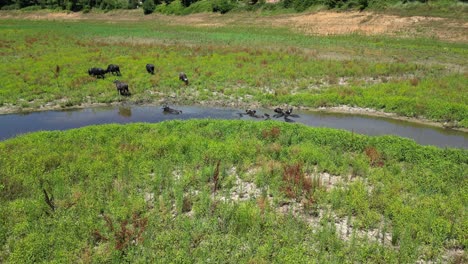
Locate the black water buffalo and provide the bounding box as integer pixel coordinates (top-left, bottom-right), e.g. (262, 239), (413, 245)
(246, 109), (262, 118)
(246, 109), (256, 116)
(113, 80), (130, 96)
(179, 72), (189, 85)
(146, 64), (155, 75)
(162, 106), (182, 114)
(273, 107), (299, 120)
(273, 108), (285, 118)
(106, 64), (121, 76)
(88, 67), (106, 79)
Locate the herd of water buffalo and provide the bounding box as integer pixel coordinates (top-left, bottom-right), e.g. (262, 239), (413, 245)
(238, 107), (299, 122)
(87, 63), (189, 96)
(89, 64), (297, 121)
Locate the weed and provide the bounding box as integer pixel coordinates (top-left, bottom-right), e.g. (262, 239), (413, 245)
(364, 146), (384, 167)
(261, 126), (281, 140)
(95, 212), (148, 254)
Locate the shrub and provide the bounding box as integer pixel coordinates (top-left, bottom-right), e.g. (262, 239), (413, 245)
(212, 0), (236, 13)
(293, 0), (316, 11)
(181, 0), (199, 7)
(142, 0), (156, 14)
(156, 0), (185, 14)
(1, 4), (18, 10)
(183, 0), (212, 13)
(20, 5), (42, 11)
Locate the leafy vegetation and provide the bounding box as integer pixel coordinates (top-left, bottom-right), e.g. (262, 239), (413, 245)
(1, 0), (467, 18)
(0, 120), (466, 262)
(0, 18), (466, 127)
(142, 0), (156, 14)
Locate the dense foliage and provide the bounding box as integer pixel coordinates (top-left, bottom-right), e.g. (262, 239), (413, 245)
(0, 120), (466, 262)
(0, 0), (466, 15)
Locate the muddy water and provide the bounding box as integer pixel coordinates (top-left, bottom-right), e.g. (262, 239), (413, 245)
(0, 105), (466, 149)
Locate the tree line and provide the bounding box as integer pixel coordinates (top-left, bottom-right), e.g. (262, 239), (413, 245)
(0, 0), (465, 14)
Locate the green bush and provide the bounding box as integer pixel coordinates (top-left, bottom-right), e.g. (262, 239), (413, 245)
(183, 0), (212, 13)
(212, 0), (236, 13)
(293, 0), (316, 11)
(20, 5), (42, 10)
(156, 0), (185, 14)
(1, 4), (18, 10)
(181, 0), (199, 7)
(142, 0), (156, 14)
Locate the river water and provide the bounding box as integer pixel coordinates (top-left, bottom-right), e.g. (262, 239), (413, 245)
(0, 105), (466, 149)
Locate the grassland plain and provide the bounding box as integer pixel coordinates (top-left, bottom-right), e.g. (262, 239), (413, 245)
(0, 120), (467, 263)
(0, 10), (467, 129)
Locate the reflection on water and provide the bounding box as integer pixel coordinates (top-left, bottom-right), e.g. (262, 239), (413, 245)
(0, 105), (466, 149)
(118, 107), (132, 118)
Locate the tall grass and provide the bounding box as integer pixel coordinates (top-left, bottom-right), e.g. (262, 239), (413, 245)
(0, 120), (466, 262)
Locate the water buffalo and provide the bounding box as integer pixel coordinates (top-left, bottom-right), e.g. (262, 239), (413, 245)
(246, 109), (256, 116)
(285, 108), (299, 118)
(162, 105), (182, 114)
(179, 72), (189, 85)
(273, 107), (299, 119)
(113, 80), (130, 96)
(88, 67), (106, 79)
(106, 64), (121, 76)
(246, 109), (263, 118)
(146, 64), (155, 75)
(273, 108), (285, 118)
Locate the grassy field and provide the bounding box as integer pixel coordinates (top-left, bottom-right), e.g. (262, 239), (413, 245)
(0, 120), (467, 263)
(0, 11), (467, 263)
(0, 13), (467, 127)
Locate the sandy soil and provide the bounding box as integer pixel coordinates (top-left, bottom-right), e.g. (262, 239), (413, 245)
(280, 11), (468, 42)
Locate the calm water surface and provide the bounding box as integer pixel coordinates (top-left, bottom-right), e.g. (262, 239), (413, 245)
(0, 105), (466, 149)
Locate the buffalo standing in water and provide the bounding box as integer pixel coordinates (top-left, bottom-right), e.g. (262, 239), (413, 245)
(245, 109), (263, 118)
(106, 64), (121, 76)
(162, 105), (182, 114)
(273, 107), (299, 122)
(88, 67), (106, 79)
(237, 109), (269, 119)
(146, 64), (155, 75)
(179, 72), (189, 85)
(113, 80), (130, 96)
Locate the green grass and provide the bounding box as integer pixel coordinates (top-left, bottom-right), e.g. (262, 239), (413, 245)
(0, 120), (466, 263)
(0, 17), (467, 127)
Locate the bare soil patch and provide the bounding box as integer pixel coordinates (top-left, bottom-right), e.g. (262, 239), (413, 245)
(280, 11), (468, 42)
